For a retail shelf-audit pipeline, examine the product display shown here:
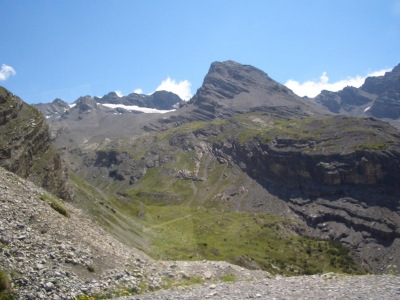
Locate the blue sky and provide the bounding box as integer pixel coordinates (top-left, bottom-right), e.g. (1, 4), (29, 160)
(1, 0), (399, 104)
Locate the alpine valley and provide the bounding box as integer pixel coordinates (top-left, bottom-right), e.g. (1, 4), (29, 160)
(1, 60), (400, 299)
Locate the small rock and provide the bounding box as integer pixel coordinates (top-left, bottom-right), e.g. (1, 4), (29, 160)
(0, 235), (10, 244)
(204, 271), (212, 280)
(44, 282), (54, 291)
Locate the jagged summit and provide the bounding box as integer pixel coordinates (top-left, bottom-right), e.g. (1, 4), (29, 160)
(179, 60), (330, 123)
(34, 98), (70, 119)
(361, 63), (400, 95)
(94, 90), (183, 110)
(193, 60), (315, 110)
(35, 90), (183, 119)
(313, 63), (400, 126)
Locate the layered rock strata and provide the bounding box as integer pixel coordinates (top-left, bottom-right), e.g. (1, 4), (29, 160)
(0, 87), (72, 201)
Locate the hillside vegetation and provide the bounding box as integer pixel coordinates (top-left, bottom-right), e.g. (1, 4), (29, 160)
(64, 112), (400, 276)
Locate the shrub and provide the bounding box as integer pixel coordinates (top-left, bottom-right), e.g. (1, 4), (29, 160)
(221, 275), (235, 282)
(49, 201), (70, 217)
(40, 194), (70, 217)
(0, 271), (10, 291)
(0, 271), (14, 300)
(327, 248), (339, 256)
(87, 265), (95, 273)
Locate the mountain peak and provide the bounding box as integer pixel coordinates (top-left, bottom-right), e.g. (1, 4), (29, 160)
(313, 62), (400, 122)
(189, 60), (327, 119)
(361, 64), (400, 95)
(207, 60), (271, 84)
(391, 62), (400, 73)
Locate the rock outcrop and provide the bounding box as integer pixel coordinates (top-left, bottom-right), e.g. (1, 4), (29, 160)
(313, 63), (400, 126)
(0, 87), (72, 201)
(215, 116), (400, 273)
(164, 61), (330, 125)
(77, 113), (400, 274)
(34, 98), (71, 119)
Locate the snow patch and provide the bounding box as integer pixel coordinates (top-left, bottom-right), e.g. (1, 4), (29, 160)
(364, 107), (371, 112)
(99, 103), (175, 114)
(69, 103), (76, 108)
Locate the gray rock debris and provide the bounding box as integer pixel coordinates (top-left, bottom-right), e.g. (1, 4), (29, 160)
(0, 167), (271, 299)
(120, 274), (400, 300)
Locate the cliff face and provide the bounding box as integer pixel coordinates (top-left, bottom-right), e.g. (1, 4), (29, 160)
(185, 61), (330, 121)
(74, 112), (400, 273)
(0, 87), (72, 201)
(313, 63), (400, 126)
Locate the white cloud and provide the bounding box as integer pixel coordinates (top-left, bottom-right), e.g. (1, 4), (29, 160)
(0, 64), (16, 81)
(134, 88), (143, 94)
(154, 77), (192, 100)
(284, 68), (391, 98)
(115, 90), (123, 97)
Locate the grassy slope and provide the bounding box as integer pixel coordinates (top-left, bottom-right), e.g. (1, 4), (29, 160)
(68, 113), (398, 275)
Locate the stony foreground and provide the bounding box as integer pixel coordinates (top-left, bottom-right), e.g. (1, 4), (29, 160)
(0, 167), (152, 299)
(121, 274), (400, 300)
(0, 167), (270, 299)
(1, 166), (400, 300)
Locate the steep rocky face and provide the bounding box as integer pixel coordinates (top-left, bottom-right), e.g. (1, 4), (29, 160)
(210, 116), (400, 272)
(313, 88), (375, 116)
(0, 87), (72, 201)
(368, 89), (400, 120)
(74, 113), (400, 274)
(75, 95), (98, 113)
(313, 63), (400, 125)
(361, 64), (400, 95)
(179, 61), (329, 122)
(34, 98), (70, 119)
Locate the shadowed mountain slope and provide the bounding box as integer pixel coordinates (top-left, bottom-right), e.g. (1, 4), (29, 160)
(69, 112), (400, 274)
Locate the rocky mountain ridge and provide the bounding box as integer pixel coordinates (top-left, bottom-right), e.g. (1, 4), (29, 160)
(74, 112), (400, 274)
(34, 90), (183, 120)
(32, 61), (332, 153)
(95, 90), (183, 110)
(34, 60), (400, 275)
(312, 63), (400, 128)
(34, 98), (71, 119)
(0, 87), (72, 201)
(159, 61), (330, 128)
